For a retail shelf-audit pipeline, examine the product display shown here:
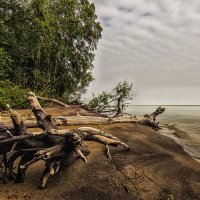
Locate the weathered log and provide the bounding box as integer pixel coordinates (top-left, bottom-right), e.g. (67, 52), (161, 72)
(54, 115), (161, 128)
(151, 106), (165, 118)
(20, 144), (65, 170)
(0, 133), (39, 145)
(142, 106), (165, 128)
(35, 105), (164, 128)
(0, 115), (143, 130)
(26, 93), (130, 159)
(27, 92), (56, 131)
(0, 127), (130, 150)
(7, 104), (27, 136)
(0, 120), (64, 132)
(0, 114), (163, 131)
(45, 127), (130, 150)
(27, 92), (65, 148)
(26, 93), (90, 187)
(36, 96), (69, 107)
(19, 123), (131, 187)
(0, 105), (32, 180)
(144, 106), (165, 121)
(6, 104), (55, 183)
(0, 94), (131, 189)
(1, 105), (165, 132)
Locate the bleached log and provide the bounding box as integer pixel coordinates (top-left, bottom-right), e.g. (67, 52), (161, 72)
(36, 96), (69, 108)
(55, 115), (150, 125)
(0, 115), (161, 131)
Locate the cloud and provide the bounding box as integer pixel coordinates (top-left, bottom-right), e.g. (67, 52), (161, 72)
(86, 0), (200, 105)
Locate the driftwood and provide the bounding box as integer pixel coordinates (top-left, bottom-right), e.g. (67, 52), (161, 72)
(36, 95), (69, 107)
(27, 92), (56, 131)
(25, 93), (129, 188)
(0, 92), (130, 188)
(0, 92), (164, 189)
(0, 133), (37, 145)
(27, 92), (129, 155)
(1, 106), (165, 131)
(142, 106), (165, 128)
(50, 106), (165, 128)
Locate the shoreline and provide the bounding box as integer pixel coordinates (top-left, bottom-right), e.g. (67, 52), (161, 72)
(0, 123), (199, 199)
(159, 124), (200, 163)
(0, 106), (200, 199)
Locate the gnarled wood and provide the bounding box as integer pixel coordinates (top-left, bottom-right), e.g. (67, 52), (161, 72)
(27, 92), (56, 132)
(0, 92), (156, 189)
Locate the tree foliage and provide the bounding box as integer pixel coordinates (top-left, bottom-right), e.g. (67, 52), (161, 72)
(0, 80), (29, 110)
(0, 0), (102, 100)
(88, 81), (133, 116)
(0, 48), (12, 78)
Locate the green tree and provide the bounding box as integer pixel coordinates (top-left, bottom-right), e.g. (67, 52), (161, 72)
(0, 48), (12, 78)
(0, 0), (102, 100)
(89, 81), (133, 116)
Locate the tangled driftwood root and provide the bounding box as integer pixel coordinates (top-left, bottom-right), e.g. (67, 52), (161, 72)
(0, 93), (130, 189)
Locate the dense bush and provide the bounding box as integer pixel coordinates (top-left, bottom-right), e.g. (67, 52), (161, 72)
(0, 80), (29, 110)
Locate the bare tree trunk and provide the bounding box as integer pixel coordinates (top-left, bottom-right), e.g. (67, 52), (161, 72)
(114, 97), (123, 117)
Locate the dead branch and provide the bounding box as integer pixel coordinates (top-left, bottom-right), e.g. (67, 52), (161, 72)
(0, 133), (38, 145)
(36, 96), (69, 107)
(27, 92), (57, 132)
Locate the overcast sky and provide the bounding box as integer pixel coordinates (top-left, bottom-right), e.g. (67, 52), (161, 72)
(85, 0), (200, 105)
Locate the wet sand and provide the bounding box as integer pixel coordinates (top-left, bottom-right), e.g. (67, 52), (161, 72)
(0, 107), (200, 199)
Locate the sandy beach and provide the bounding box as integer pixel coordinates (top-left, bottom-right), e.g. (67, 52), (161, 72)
(0, 106), (199, 200)
(1, 0), (200, 199)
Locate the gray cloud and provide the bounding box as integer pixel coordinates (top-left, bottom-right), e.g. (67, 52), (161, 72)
(85, 0), (200, 105)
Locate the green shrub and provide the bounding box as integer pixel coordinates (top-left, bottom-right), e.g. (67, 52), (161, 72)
(0, 80), (29, 110)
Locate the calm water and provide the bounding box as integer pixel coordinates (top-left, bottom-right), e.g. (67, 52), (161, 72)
(126, 105), (200, 161)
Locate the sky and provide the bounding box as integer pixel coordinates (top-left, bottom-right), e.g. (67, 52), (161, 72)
(85, 0), (200, 105)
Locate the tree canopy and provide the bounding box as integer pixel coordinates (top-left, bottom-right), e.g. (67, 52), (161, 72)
(0, 0), (102, 100)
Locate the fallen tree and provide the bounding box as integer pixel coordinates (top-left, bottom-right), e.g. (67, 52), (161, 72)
(0, 92), (165, 188)
(55, 106), (165, 128)
(1, 106), (165, 131)
(0, 92), (130, 189)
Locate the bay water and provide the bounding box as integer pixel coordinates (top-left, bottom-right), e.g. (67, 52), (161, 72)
(126, 105), (200, 162)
